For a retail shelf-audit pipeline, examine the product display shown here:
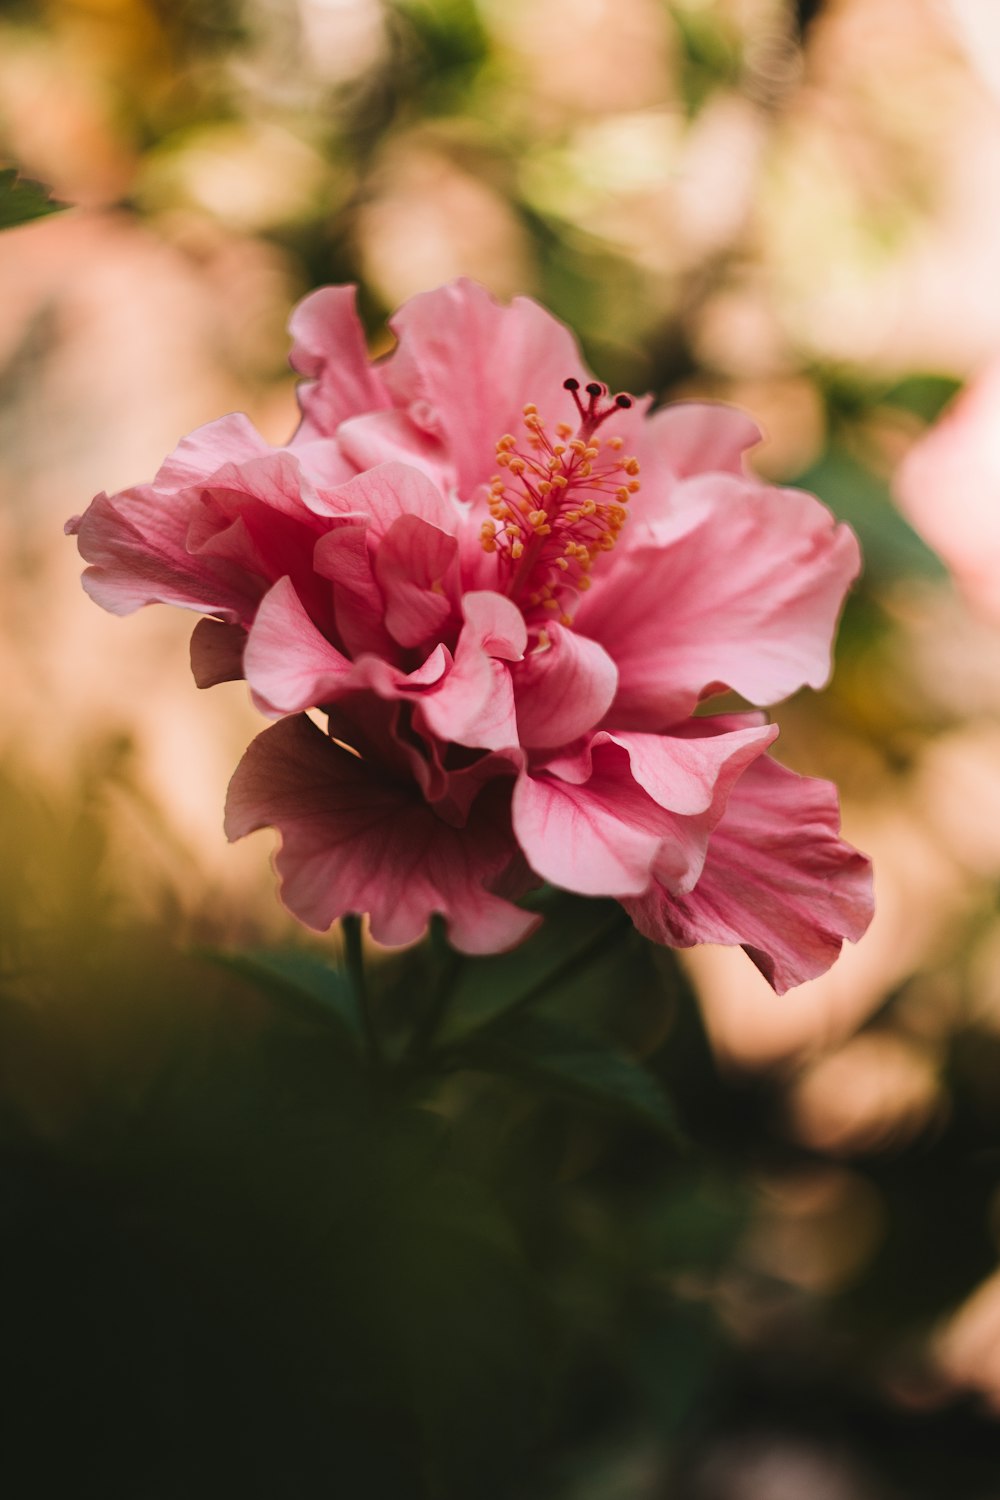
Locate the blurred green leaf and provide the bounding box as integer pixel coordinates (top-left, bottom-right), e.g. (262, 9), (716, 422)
(793, 446), (946, 583)
(467, 1014), (681, 1141)
(880, 372), (962, 424)
(0, 167), (67, 230)
(438, 896), (629, 1045)
(200, 948), (361, 1044)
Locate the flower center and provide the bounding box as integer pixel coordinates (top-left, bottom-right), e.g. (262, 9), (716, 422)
(480, 379), (641, 627)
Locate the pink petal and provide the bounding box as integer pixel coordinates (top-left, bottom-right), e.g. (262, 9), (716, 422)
(189, 617), (245, 687)
(374, 514), (458, 648)
(69, 441), (329, 625)
(577, 473), (861, 727)
(314, 461), (458, 536)
(153, 412), (272, 490)
(602, 720), (777, 822)
(313, 524), (395, 660)
(513, 720), (775, 899)
(335, 410), (454, 492)
(512, 625), (618, 749)
(382, 279), (592, 495)
(644, 401), (762, 479)
(225, 713), (539, 954)
(624, 753), (874, 994)
(512, 756), (671, 898)
(288, 285), (391, 441)
(244, 576), (449, 716)
(243, 577), (355, 714)
(70, 485), (264, 621)
(417, 591), (526, 752)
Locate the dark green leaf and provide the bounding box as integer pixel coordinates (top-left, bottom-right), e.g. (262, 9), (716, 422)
(0, 167), (68, 231)
(438, 894), (629, 1045)
(793, 446), (945, 583)
(880, 372), (962, 424)
(200, 947), (361, 1044)
(467, 1014), (681, 1140)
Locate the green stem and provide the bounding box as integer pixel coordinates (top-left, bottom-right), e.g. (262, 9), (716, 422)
(404, 916), (464, 1062)
(342, 914), (383, 1070)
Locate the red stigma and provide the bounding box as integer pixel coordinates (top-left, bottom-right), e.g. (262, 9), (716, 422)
(564, 376), (633, 438)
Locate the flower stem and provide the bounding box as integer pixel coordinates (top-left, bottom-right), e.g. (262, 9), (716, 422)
(342, 914), (383, 1071)
(404, 916), (464, 1062)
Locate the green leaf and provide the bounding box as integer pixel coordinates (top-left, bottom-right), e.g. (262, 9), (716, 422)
(438, 894), (630, 1045)
(200, 947), (362, 1044)
(0, 167), (68, 231)
(466, 1013), (681, 1141)
(793, 445), (946, 583)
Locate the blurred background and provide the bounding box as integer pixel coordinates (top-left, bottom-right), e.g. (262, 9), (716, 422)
(6, 0), (1000, 1495)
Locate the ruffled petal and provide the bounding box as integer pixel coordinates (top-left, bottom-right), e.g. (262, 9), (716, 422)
(243, 577), (356, 714)
(244, 576), (448, 716)
(512, 714), (771, 899)
(314, 460), (458, 536)
(374, 514), (458, 648)
(382, 279), (592, 495)
(512, 624), (618, 750)
(313, 524), (395, 659)
(577, 473), (861, 727)
(416, 592), (526, 752)
(225, 713), (538, 954)
(189, 617), (245, 688)
(288, 285), (391, 441)
(623, 752), (874, 994)
(335, 410), (453, 492)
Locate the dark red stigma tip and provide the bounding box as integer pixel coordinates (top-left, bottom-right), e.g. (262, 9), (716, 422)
(585, 382), (603, 397)
(615, 394), (632, 408)
(563, 377), (580, 391)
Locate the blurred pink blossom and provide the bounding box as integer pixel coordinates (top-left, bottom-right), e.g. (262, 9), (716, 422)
(68, 280), (872, 984)
(895, 362), (1000, 624)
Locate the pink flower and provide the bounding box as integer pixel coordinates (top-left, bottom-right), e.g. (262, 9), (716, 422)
(68, 280), (872, 990)
(894, 361), (1000, 625)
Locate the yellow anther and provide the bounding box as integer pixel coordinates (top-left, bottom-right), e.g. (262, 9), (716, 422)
(623, 457), (640, 475)
(556, 423), (572, 439)
(551, 474), (568, 489)
(508, 457), (526, 476)
(497, 452), (511, 468)
(615, 486), (630, 502)
(578, 463), (593, 478)
(556, 556), (569, 571)
(578, 576), (592, 592)
(584, 446), (600, 460)
(627, 480), (640, 493)
(543, 598), (560, 612)
(569, 439), (587, 455)
(608, 436), (624, 450)
(497, 434), (516, 450)
(511, 538), (524, 559)
(481, 519), (496, 537)
(552, 444), (566, 456)
(560, 612), (573, 626)
(580, 499), (597, 517)
(537, 480), (552, 497)
(523, 403), (538, 416)
(528, 509), (548, 529)
(598, 533), (615, 551)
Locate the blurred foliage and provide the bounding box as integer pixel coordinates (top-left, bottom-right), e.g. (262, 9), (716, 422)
(6, 0), (1000, 1495)
(0, 165), (66, 228)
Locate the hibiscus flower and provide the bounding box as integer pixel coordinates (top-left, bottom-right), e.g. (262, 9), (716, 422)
(67, 280), (872, 991)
